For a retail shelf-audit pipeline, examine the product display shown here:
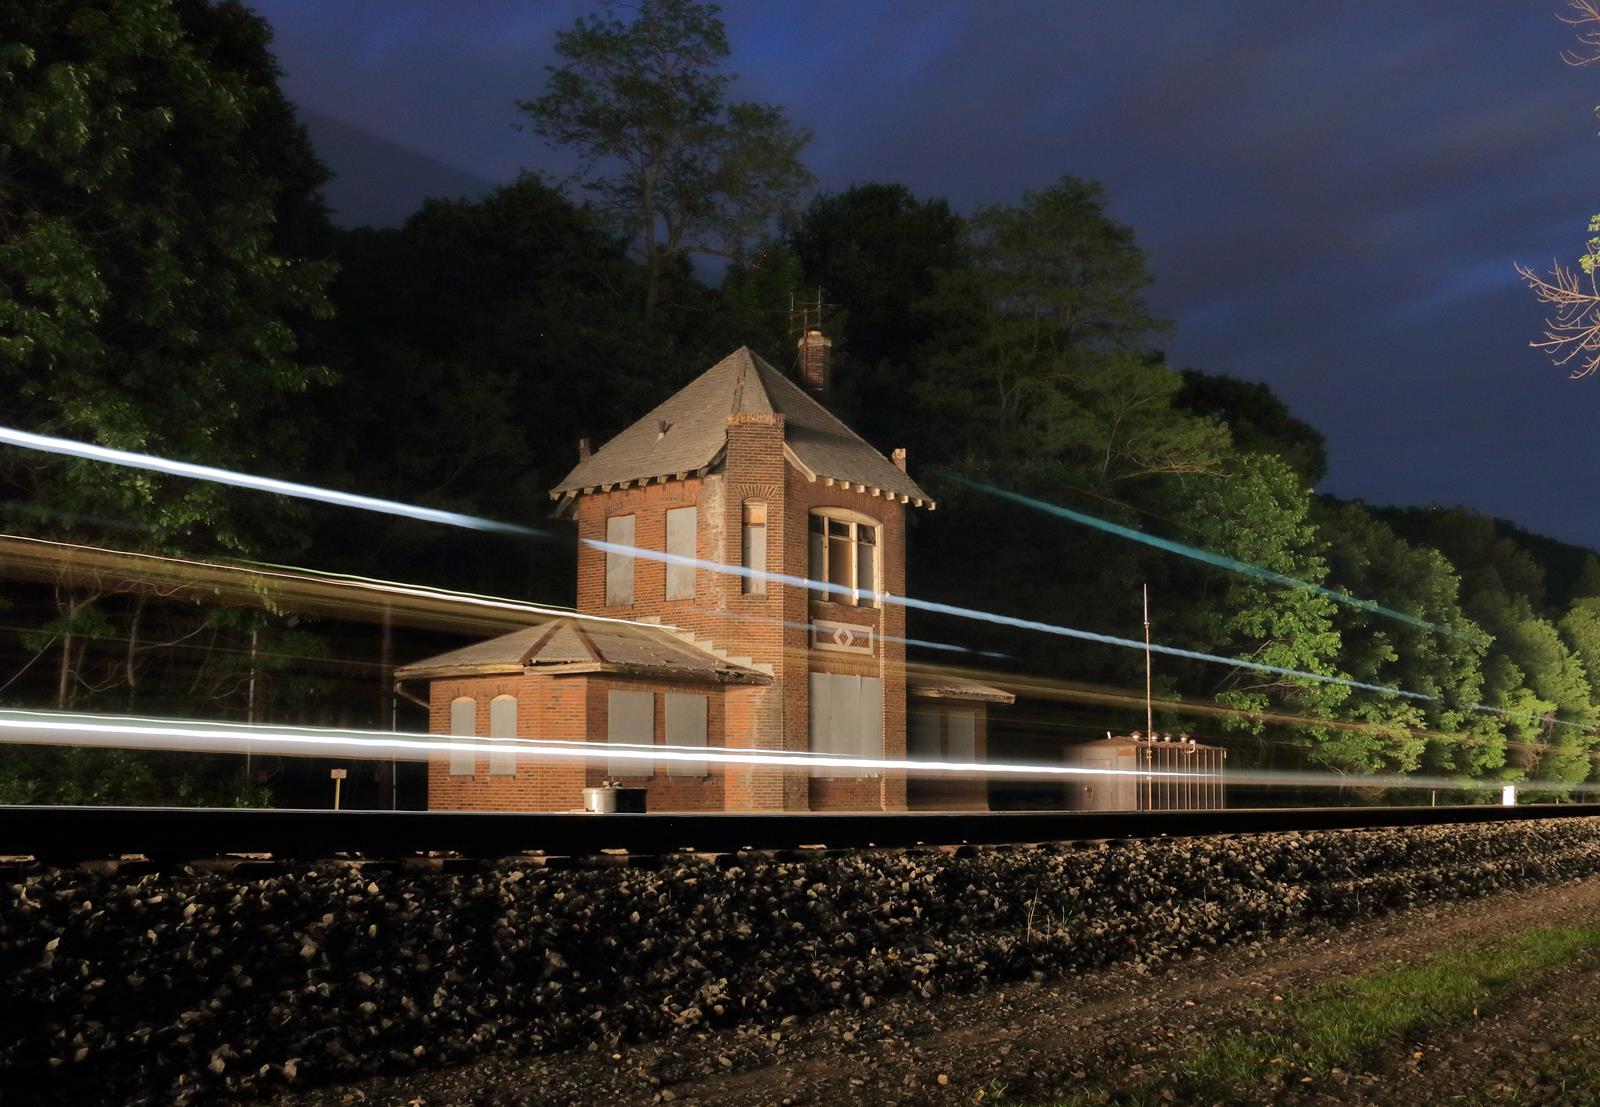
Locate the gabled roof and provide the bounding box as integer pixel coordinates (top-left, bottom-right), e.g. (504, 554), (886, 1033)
(549, 347), (933, 506)
(394, 617), (771, 685)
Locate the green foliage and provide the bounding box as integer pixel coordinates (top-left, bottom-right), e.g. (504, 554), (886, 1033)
(518, 0), (812, 320)
(787, 183), (966, 451)
(1175, 369), (1328, 485)
(1162, 456), (1347, 751)
(917, 178), (1170, 465)
(0, 0), (333, 554)
(1316, 502), (1494, 775)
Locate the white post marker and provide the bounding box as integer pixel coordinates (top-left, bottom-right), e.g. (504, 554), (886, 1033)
(1502, 784), (1517, 807)
(330, 767), (347, 810)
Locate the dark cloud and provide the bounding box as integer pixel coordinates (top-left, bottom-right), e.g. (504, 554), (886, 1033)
(252, 0), (1600, 549)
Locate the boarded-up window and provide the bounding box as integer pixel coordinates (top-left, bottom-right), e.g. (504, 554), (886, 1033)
(663, 692), (708, 776)
(741, 502), (766, 595)
(807, 673), (882, 776)
(906, 706), (978, 763)
(449, 697), (476, 776)
(666, 507), (696, 600)
(488, 694), (518, 776)
(607, 689), (653, 776)
(605, 515), (635, 606)
(946, 709), (977, 762)
(909, 709), (942, 761)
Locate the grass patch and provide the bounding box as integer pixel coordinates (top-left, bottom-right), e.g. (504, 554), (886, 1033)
(1041, 924), (1600, 1105)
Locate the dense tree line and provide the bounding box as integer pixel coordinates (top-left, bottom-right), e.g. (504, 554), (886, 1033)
(2, 0), (1598, 804)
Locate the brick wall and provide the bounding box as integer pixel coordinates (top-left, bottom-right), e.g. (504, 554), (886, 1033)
(426, 673), (588, 812)
(582, 676), (730, 812)
(425, 671), (740, 813)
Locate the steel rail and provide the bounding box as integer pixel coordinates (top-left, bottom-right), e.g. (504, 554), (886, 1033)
(3, 803), (1599, 863)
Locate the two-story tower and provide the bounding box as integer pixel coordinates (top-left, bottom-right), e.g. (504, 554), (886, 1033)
(399, 343), (1009, 812)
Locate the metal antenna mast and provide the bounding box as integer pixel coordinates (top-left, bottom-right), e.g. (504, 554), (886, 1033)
(1143, 583), (1154, 739)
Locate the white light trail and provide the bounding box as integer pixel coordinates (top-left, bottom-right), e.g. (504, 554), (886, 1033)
(1, 427), (1584, 740)
(0, 709), (1211, 781)
(0, 426), (541, 537)
(584, 539), (1429, 702)
(0, 709), (1575, 796)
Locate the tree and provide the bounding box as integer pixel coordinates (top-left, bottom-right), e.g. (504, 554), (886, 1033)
(1159, 455), (1349, 766)
(915, 176), (1193, 470)
(1518, 1), (1600, 376)
(318, 174), (677, 598)
(1315, 501), (1495, 777)
(0, 0), (333, 554)
(519, 0), (813, 322)
(1175, 370), (1328, 485)
(0, 0), (336, 800)
(786, 184), (966, 449)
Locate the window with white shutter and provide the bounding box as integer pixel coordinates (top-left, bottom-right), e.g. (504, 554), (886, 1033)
(449, 697), (476, 776)
(607, 689), (654, 776)
(488, 695), (518, 775)
(605, 515), (635, 606)
(858, 677), (883, 762)
(663, 693), (708, 776)
(807, 673), (882, 777)
(665, 507), (696, 600)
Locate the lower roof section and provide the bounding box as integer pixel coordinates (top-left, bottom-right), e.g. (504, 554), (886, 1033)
(394, 616), (771, 686)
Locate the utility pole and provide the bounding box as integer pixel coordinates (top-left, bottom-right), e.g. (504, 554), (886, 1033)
(1143, 583), (1153, 738)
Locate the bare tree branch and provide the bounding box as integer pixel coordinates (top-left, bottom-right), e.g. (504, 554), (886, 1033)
(1517, 261), (1600, 378)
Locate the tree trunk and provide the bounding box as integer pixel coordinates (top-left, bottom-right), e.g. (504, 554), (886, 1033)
(56, 625), (72, 711)
(125, 594), (146, 712)
(643, 250), (662, 324)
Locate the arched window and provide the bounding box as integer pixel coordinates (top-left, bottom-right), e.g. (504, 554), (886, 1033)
(807, 509), (880, 606)
(489, 695), (518, 776)
(448, 697), (476, 776)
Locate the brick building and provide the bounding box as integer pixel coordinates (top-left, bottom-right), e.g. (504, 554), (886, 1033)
(397, 340), (1012, 811)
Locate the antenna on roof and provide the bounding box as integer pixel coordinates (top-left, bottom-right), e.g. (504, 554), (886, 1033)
(789, 287), (840, 395)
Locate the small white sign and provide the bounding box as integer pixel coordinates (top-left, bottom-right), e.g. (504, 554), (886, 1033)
(1501, 784), (1517, 806)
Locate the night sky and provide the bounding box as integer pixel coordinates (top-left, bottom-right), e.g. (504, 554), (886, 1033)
(252, 1), (1600, 550)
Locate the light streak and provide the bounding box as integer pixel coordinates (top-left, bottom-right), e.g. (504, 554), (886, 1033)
(0, 426), (1589, 746)
(0, 436), (1495, 710)
(0, 426), (542, 538)
(0, 709), (1212, 782)
(8, 533), (1596, 745)
(584, 539), (1429, 702)
(939, 471), (1454, 636)
(0, 709), (1577, 796)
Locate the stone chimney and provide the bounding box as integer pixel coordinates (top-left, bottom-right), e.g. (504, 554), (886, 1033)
(797, 328), (832, 395)
(577, 436), (591, 461)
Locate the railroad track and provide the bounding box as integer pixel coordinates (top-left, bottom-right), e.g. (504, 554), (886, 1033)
(5, 802), (1600, 863)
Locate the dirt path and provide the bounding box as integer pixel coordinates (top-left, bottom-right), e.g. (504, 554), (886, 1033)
(263, 874), (1600, 1107)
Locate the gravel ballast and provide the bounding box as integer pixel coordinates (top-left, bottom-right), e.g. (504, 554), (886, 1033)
(6, 817), (1600, 1105)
